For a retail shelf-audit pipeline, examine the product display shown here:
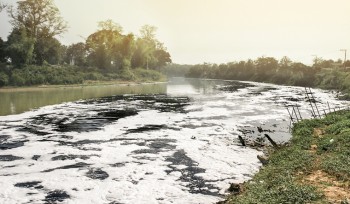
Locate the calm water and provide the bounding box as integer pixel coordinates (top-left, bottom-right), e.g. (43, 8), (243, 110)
(0, 78), (348, 204)
(0, 83), (167, 116)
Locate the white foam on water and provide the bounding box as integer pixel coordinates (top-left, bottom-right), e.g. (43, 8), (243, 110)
(0, 79), (349, 204)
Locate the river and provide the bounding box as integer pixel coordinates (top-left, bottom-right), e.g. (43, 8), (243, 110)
(0, 78), (348, 204)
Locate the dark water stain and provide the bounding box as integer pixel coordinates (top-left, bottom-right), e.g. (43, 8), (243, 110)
(19, 94), (190, 135)
(86, 168), (109, 180)
(132, 149), (159, 154)
(18, 125), (51, 136)
(217, 81), (255, 92)
(51, 154), (94, 161)
(165, 150), (220, 196)
(131, 139), (176, 155)
(0, 135), (10, 143)
(14, 181), (43, 189)
(126, 124), (167, 134)
(42, 162), (90, 172)
(249, 86), (278, 95)
(0, 140), (28, 150)
(55, 109), (138, 132)
(24, 109), (138, 133)
(126, 95), (191, 113)
(82, 94), (191, 113)
(97, 109), (138, 120)
(110, 162), (126, 167)
(0, 154), (24, 161)
(32, 155), (41, 161)
(44, 190), (70, 204)
(181, 123), (218, 129)
(149, 140), (176, 150)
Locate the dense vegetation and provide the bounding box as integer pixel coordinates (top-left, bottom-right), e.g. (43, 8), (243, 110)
(186, 57), (350, 99)
(225, 110), (350, 203)
(0, 0), (170, 87)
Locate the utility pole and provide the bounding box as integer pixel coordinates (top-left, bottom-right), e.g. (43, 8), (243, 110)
(340, 49), (347, 69)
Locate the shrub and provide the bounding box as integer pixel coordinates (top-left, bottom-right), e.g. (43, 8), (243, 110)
(0, 72), (9, 87)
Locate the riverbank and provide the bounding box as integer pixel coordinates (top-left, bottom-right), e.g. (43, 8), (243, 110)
(0, 64), (166, 88)
(0, 80), (167, 92)
(185, 60), (350, 100)
(222, 110), (350, 203)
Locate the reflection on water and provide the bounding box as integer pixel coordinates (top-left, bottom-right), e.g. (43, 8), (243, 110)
(0, 83), (167, 116)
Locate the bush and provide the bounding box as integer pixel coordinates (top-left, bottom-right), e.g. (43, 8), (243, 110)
(0, 72), (9, 87)
(134, 68), (164, 82)
(84, 72), (105, 81)
(118, 69), (135, 81)
(11, 70), (26, 86)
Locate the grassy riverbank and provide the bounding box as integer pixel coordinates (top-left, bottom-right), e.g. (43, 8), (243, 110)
(0, 64), (166, 88)
(224, 110), (350, 203)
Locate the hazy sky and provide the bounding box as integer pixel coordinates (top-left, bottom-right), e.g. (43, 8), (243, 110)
(0, 0), (349, 65)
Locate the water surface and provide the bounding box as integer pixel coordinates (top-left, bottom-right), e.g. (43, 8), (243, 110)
(0, 78), (348, 204)
(0, 83), (166, 116)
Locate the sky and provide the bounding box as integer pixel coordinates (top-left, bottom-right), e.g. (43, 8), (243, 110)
(0, 0), (349, 65)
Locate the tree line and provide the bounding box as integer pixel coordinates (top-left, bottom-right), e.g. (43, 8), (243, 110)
(186, 56), (350, 99)
(0, 0), (171, 86)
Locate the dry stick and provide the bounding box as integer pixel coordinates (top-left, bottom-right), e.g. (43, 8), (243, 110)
(238, 135), (246, 146)
(296, 106), (303, 120)
(327, 102), (332, 113)
(308, 87), (321, 118)
(292, 107), (299, 122)
(286, 106), (294, 124)
(305, 87), (316, 118)
(264, 134), (278, 148)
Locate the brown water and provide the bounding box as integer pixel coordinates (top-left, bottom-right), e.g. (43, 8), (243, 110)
(0, 83), (167, 116)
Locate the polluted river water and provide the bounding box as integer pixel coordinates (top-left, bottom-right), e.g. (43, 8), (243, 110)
(0, 78), (349, 204)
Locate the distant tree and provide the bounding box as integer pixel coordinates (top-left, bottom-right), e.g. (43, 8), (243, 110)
(86, 20), (134, 70)
(65, 42), (87, 66)
(140, 25), (157, 41)
(153, 49), (171, 68)
(254, 57), (278, 79)
(8, 0), (67, 65)
(34, 34), (63, 65)
(8, 0), (67, 39)
(312, 57), (323, 68)
(0, 37), (6, 63)
(279, 56), (292, 69)
(98, 19), (123, 33)
(5, 29), (35, 67)
(131, 25), (171, 69)
(345, 60), (350, 68)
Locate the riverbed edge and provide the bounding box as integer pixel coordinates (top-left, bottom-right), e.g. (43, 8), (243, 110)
(0, 79), (168, 92)
(220, 110), (350, 203)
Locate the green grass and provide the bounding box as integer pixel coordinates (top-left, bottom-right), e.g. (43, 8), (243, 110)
(226, 110), (350, 204)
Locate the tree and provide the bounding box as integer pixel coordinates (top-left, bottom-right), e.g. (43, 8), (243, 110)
(86, 20), (134, 70)
(279, 56), (292, 69)
(98, 19), (122, 33)
(153, 49), (171, 68)
(34, 35), (62, 65)
(131, 25), (171, 69)
(65, 42), (87, 66)
(5, 29), (35, 67)
(8, 0), (67, 65)
(140, 25), (157, 41)
(0, 37), (6, 63)
(8, 0), (67, 39)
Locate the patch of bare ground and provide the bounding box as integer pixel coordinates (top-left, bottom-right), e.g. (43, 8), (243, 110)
(304, 170), (350, 203)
